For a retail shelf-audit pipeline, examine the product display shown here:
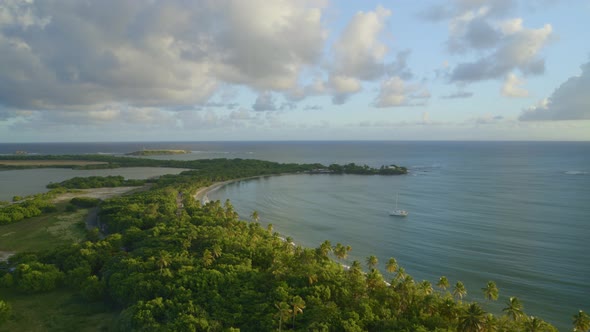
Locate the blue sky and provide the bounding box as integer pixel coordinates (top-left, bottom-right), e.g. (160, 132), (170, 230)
(0, 0), (589, 142)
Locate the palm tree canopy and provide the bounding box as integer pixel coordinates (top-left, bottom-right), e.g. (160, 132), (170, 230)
(333, 243), (351, 260)
(419, 280), (433, 295)
(292, 296), (306, 315)
(573, 310), (590, 332)
(366, 255), (378, 270)
(453, 281), (467, 300)
(503, 296), (525, 321)
(524, 316), (548, 332)
(482, 281), (499, 301)
(437, 276), (450, 290)
(458, 303), (486, 332)
(275, 302), (292, 320)
(250, 210), (259, 222)
(386, 257), (398, 273)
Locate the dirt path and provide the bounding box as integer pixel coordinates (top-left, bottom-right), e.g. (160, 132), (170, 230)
(85, 207), (99, 230)
(0, 251), (15, 262)
(52, 185), (150, 203)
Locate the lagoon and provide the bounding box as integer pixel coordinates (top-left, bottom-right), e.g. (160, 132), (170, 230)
(0, 167), (188, 201)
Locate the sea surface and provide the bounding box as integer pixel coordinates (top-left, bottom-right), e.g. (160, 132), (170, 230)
(1, 141), (589, 329)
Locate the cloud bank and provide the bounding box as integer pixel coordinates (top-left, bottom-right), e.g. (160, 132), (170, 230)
(0, 0), (326, 111)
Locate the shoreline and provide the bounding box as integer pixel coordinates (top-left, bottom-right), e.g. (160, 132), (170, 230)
(193, 173), (292, 202)
(192, 173), (306, 201)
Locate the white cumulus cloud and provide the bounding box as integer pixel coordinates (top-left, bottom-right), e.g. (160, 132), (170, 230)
(331, 5), (391, 80)
(520, 60), (590, 121)
(0, 0), (327, 112)
(429, 1), (553, 83)
(502, 73), (529, 97)
(374, 77), (430, 108)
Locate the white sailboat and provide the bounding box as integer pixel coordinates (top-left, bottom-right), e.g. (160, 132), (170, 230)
(390, 193), (408, 217)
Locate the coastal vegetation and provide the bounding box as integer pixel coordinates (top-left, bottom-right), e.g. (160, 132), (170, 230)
(47, 176), (146, 189)
(0, 154), (408, 176)
(0, 189), (66, 225)
(0, 160), (110, 170)
(0, 157), (585, 331)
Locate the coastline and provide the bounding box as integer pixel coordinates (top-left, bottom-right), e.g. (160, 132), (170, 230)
(193, 173), (293, 202)
(194, 180), (237, 201)
(192, 180), (391, 286)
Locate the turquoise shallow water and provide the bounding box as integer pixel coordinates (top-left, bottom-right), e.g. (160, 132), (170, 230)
(1, 141), (589, 329)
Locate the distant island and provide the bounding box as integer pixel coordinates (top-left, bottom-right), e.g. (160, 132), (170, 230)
(125, 149), (191, 156)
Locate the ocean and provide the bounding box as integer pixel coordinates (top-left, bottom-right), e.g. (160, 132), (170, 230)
(1, 141), (589, 329)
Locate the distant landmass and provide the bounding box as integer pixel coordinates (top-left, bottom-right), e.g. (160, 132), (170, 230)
(125, 149), (191, 156)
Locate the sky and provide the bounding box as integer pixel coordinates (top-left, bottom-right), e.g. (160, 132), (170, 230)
(0, 0), (589, 142)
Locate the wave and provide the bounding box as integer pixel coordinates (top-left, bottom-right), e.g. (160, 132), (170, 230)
(564, 170), (588, 175)
(191, 151), (230, 154)
(410, 163), (443, 170)
(408, 163), (443, 175)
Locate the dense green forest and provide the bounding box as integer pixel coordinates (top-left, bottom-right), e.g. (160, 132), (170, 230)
(47, 176), (147, 189)
(1, 158), (588, 331)
(0, 155), (407, 175)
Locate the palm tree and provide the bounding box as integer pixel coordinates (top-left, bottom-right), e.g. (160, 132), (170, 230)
(250, 210), (259, 222)
(437, 276), (450, 290)
(318, 240), (332, 258)
(503, 297), (524, 321)
(482, 313), (497, 332)
(350, 260), (362, 272)
(333, 243), (351, 260)
(156, 251), (171, 275)
(439, 297), (458, 321)
(418, 280), (433, 295)
(453, 281), (467, 301)
(386, 257), (398, 274)
(524, 316), (548, 332)
(394, 267), (407, 283)
(210, 244), (222, 258)
(573, 310), (590, 332)
(458, 303), (486, 332)
(308, 273), (318, 285)
(291, 296), (305, 329)
(274, 302), (292, 332)
(366, 269), (384, 290)
(366, 255), (378, 270)
(202, 249), (214, 267)
(482, 281), (499, 301)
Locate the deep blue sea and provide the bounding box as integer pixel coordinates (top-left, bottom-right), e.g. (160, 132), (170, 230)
(1, 141), (589, 330)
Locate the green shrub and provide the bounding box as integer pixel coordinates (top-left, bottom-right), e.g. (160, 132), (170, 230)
(70, 197), (101, 208)
(65, 204), (78, 212)
(0, 300), (11, 324)
(14, 263), (64, 293)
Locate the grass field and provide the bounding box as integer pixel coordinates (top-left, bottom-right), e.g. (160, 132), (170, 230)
(0, 207), (87, 253)
(0, 201), (122, 331)
(0, 289), (118, 332)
